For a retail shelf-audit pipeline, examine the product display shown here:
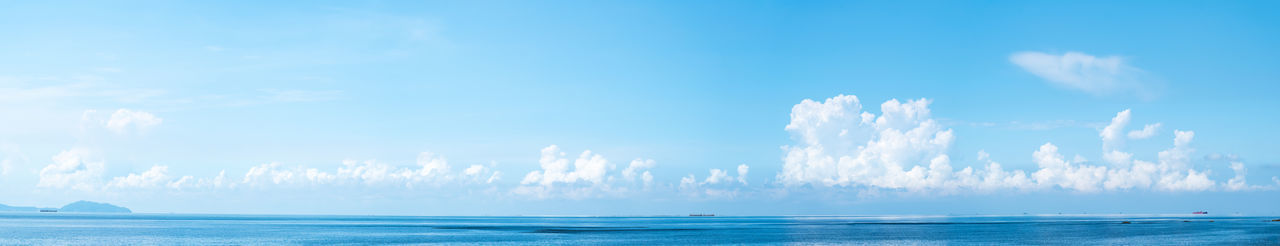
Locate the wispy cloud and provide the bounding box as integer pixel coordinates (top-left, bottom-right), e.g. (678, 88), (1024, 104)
(1011, 51), (1157, 99)
(0, 76), (166, 104)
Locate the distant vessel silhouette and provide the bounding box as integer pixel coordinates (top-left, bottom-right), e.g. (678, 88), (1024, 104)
(1192, 211), (1208, 215)
(39, 209), (57, 213)
(689, 213), (714, 217)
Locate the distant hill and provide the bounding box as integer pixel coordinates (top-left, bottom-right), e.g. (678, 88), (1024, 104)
(0, 203), (39, 212)
(0, 201), (131, 213)
(59, 201), (131, 213)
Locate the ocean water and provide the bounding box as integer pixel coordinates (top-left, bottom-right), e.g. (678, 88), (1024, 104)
(1, 213), (1277, 245)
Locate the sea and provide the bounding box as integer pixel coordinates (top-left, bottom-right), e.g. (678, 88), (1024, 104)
(1, 213), (1277, 245)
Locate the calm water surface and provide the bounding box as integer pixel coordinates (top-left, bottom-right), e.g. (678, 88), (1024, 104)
(1, 213), (1277, 245)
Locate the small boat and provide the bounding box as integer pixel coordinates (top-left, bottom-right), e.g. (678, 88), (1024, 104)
(1192, 211), (1208, 215)
(689, 213), (715, 217)
(39, 209), (57, 213)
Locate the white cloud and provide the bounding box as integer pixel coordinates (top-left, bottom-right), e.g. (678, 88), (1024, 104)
(37, 148), (104, 191)
(972, 150), (1033, 191)
(1010, 51), (1153, 98)
(107, 165), (176, 189)
(778, 95), (972, 191)
(1102, 150), (1133, 167)
(1128, 123), (1162, 139)
(704, 169), (730, 184)
(515, 145), (638, 199)
(1019, 121), (1222, 192)
(240, 152), (454, 188)
(1031, 143), (1108, 192)
(463, 164), (501, 184)
(1018, 119), (1219, 192)
(487, 171), (501, 184)
(736, 164), (749, 185)
(103, 109), (163, 134)
(520, 145), (610, 186)
(1224, 162), (1260, 191)
(104, 165), (222, 190)
(681, 165), (753, 199)
(679, 174), (697, 190)
(777, 95), (1251, 194)
(621, 158), (656, 186)
(1100, 109), (1131, 151)
(1098, 110), (1159, 167)
(464, 165), (485, 176)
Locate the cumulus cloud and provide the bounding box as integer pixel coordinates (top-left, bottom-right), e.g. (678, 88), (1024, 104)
(679, 165), (753, 198)
(1026, 125), (1219, 192)
(1098, 110), (1159, 166)
(107, 165), (197, 189)
(37, 148), (104, 191)
(1224, 162), (1260, 191)
(515, 145), (620, 198)
(512, 145), (664, 198)
(736, 164), (749, 185)
(777, 94), (1259, 194)
(104, 109), (163, 134)
(38, 147), (553, 193)
(1100, 110), (1131, 151)
(621, 158), (655, 186)
(520, 145), (610, 186)
(778, 95), (971, 191)
(972, 150), (1033, 191)
(1010, 51), (1154, 98)
(679, 174), (697, 190)
(463, 164), (501, 184)
(464, 165), (485, 176)
(1022, 126), (1222, 192)
(703, 168), (731, 184)
(242, 152), (454, 188)
(1128, 123), (1162, 139)
(1032, 143), (1107, 192)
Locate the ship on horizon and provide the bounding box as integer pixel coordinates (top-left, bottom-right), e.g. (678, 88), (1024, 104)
(689, 213), (715, 217)
(1192, 211), (1208, 215)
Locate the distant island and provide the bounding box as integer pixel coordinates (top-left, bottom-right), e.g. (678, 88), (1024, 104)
(0, 200), (130, 213)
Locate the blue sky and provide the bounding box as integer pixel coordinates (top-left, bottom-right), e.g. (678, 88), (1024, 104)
(2, 1), (1279, 215)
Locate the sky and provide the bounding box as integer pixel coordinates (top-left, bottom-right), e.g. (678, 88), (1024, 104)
(2, 0), (1279, 216)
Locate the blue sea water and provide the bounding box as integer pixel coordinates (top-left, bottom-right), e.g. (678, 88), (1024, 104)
(1, 213), (1277, 245)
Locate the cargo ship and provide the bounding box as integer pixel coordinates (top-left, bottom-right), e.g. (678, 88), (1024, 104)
(1192, 211), (1208, 215)
(689, 213), (715, 217)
